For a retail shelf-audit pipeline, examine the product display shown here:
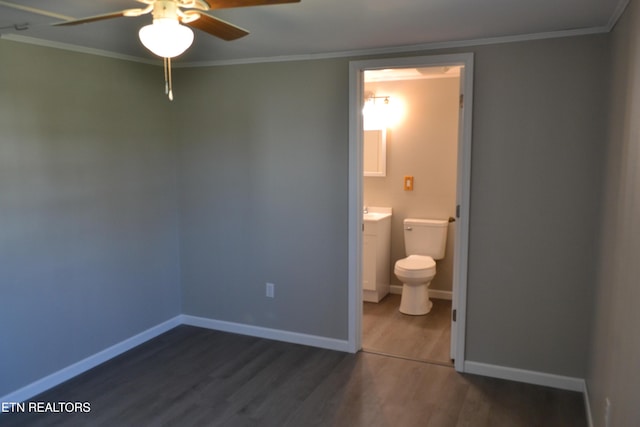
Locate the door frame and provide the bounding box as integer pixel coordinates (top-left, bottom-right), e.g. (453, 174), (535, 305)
(347, 53), (474, 372)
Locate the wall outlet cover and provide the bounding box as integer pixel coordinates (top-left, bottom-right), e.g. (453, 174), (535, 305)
(266, 282), (275, 298)
(403, 175), (414, 191)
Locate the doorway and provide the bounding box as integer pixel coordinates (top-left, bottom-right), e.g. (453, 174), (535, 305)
(347, 54), (474, 372)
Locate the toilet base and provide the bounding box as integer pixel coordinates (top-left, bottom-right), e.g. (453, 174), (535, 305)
(399, 283), (432, 315)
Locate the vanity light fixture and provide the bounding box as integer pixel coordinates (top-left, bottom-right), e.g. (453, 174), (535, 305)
(365, 95), (390, 104)
(363, 95), (392, 129)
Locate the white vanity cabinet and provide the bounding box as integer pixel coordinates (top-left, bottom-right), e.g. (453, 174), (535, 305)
(362, 209), (392, 303)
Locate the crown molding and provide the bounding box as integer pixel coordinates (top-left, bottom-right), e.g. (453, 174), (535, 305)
(1, 18), (622, 69)
(608, 0), (630, 31)
(0, 33), (158, 65)
(179, 26), (610, 68)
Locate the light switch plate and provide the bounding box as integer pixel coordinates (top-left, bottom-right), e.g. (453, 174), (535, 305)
(404, 176), (414, 191)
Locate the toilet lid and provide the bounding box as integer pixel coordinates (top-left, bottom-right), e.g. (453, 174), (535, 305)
(395, 255), (436, 273)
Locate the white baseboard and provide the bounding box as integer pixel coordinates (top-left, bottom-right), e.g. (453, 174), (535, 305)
(1, 314), (351, 404)
(464, 361), (592, 425)
(181, 314), (352, 353)
(2, 313), (592, 427)
(390, 284), (452, 300)
(1, 316), (182, 404)
(463, 360), (586, 392)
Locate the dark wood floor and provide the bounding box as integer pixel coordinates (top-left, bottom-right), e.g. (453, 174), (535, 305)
(0, 326), (587, 427)
(363, 294), (453, 366)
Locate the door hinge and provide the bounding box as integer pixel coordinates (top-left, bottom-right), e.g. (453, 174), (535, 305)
(456, 204), (460, 218)
(452, 309), (457, 322)
(459, 93), (464, 109)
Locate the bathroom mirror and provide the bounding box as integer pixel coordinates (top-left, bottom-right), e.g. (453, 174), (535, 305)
(363, 128), (387, 177)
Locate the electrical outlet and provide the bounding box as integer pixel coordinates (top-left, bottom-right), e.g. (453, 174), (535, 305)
(604, 397), (611, 427)
(266, 282), (275, 298)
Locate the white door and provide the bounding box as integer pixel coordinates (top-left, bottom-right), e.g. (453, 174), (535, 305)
(451, 66), (465, 361)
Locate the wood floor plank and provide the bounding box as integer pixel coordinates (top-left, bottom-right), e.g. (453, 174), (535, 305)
(0, 326), (587, 427)
(362, 294), (454, 365)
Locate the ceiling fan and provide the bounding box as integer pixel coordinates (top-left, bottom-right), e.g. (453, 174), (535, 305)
(54, 0), (300, 55)
(2, 0), (300, 99)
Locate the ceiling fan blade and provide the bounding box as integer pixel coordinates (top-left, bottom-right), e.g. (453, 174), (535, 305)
(185, 13), (248, 41)
(203, 0), (300, 10)
(52, 11), (127, 26)
(0, 0), (74, 21)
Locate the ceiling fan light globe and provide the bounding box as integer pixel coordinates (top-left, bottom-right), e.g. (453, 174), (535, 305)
(139, 18), (194, 58)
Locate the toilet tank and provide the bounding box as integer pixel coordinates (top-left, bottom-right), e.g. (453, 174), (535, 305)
(403, 218), (448, 260)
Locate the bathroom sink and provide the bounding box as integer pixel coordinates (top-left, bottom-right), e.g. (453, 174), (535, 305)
(363, 207), (392, 222)
(362, 207), (392, 303)
(363, 212), (392, 221)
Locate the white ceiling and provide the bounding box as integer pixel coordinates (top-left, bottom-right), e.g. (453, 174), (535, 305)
(365, 66), (461, 83)
(0, 0), (627, 65)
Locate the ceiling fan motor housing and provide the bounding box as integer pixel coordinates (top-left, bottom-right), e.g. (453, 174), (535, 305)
(152, 1), (180, 20)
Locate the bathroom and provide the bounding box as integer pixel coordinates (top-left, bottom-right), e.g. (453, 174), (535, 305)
(361, 66), (460, 365)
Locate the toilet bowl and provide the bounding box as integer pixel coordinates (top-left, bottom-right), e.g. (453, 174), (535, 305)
(394, 218), (448, 316)
(394, 255), (436, 315)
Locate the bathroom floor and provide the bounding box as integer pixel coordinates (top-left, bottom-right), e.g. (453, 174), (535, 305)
(362, 293), (453, 366)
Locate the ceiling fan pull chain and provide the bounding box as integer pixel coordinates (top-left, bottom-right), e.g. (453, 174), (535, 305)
(164, 57), (169, 95)
(167, 57), (174, 101)
(163, 57), (174, 101)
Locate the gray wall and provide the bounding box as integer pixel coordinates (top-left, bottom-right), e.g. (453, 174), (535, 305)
(178, 35), (607, 377)
(464, 36), (607, 377)
(1, 29), (611, 398)
(176, 60), (350, 338)
(0, 41), (181, 396)
(588, 0), (640, 425)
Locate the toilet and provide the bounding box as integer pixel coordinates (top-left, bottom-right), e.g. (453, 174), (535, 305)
(394, 218), (448, 315)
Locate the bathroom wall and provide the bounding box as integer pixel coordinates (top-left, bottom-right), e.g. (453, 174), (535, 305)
(588, 0), (640, 424)
(363, 76), (459, 293)
(0, 40), (182, 397)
